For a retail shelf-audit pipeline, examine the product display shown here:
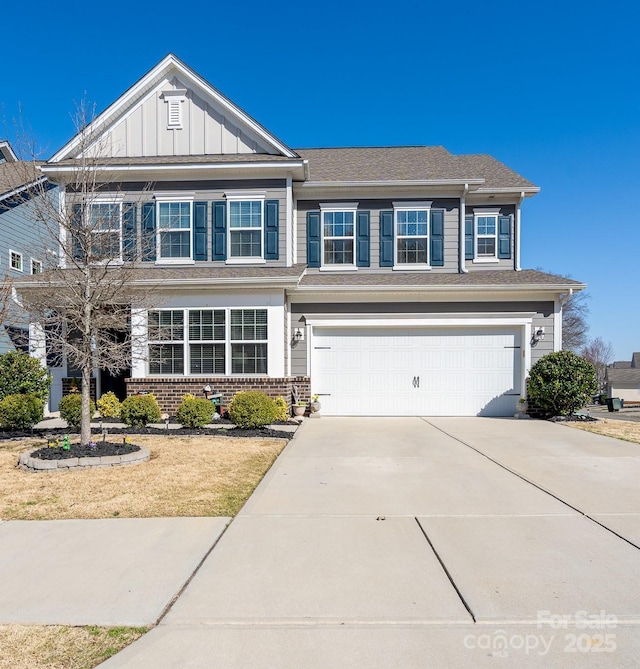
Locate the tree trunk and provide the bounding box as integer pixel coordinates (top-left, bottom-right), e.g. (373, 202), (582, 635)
(81, 361), (92, 446)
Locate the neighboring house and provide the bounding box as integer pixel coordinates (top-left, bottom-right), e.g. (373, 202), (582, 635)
(0, 141), (57, 355)
(607, 353), (640, 402)
(21, 54), (584, 416)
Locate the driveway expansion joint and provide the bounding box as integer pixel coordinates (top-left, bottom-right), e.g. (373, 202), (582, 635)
(414, 517), (476, 624)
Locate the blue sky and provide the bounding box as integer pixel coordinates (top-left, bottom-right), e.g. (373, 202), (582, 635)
(2, 0), (638, 360)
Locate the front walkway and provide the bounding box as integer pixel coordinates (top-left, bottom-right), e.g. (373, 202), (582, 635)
(100, 417), (640, 668)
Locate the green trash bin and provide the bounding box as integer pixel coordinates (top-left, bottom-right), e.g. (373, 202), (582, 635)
(607, 398), (621, 412)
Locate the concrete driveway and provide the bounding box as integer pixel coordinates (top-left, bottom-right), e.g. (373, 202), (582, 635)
(102, 417), (640, 667)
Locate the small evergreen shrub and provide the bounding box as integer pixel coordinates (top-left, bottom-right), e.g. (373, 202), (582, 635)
(528, 351), (597, 418)
(228, 391), (278, 429)
(0, 351), (51, 404)
(0, 394), (44, 429)
(59, 393), (96, 428)
(97, 391), (122, 419)
(176, 393), (216, 428)
(120, 393), (162, 427)
(273, 396), (288, 422)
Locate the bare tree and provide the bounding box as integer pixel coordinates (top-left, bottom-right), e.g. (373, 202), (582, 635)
(9, 103), (155, 446)
(581, 337), (615, 392)
(561, 289), (590, 352)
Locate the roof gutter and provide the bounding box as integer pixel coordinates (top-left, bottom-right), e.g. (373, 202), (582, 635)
(40, 161), (306, 175)
(292, 282), (587, 294)
(300, 178), (486, 188)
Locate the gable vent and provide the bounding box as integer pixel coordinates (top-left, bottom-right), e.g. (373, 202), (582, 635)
(163, 89), (187, 130)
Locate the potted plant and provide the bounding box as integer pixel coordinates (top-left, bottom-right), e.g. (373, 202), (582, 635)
(292, 401), (307, 417)
(309, 394), (321, 413)
(514, 397), (528, 418)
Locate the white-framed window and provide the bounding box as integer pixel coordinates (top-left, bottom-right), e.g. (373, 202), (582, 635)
(321, 203), (357, 267)
(30, 258), (42, 274)
(147, 308), (268, 376)
(9, 250), (23, 272)
(228, 200), (263, 259)
(156, 199), (193, 260)
(394, 202), (431, 266)
(476, 214), (498, 258)
(89, 201), (122, 261)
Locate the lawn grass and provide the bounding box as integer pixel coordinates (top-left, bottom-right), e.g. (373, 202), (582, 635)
(0, 433), (288, 667)
(0, 624), (147, 669)
(563, 418), (640, 445)
(0, 435), (286, 520)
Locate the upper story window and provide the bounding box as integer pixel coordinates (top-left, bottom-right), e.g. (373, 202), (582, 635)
(90, 202), (122, 260)
(394, 203), (431, 266)
(321, 204), (357, 267)
(476, 215), (497, 258)
(157, 200), (192, 260)
(9, 250), (23, 272)
(31, 258), (42, 274)
(228, 199), (263, 259)
(466, 208), (512, 263)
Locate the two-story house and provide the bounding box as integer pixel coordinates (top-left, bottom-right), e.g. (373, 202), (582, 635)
(0, 141), (58, 355)
(23, 54), (584, 416)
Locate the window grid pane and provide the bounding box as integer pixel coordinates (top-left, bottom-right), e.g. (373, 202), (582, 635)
(188, 310), (225, 341)
(148, 310), (184, 341)
(229, 201), (262, 228)
(397, 238), (428, 264)
(90, 203), (120, 231)
(160, 231), (190, 258)
(230, 230), (261, 257)
(159, 202), (191, 229)
(231, 343), (267, 374)
(189, 344), (225, 374)
(230, 309), (268, 342)
(148, 344), (184, 374)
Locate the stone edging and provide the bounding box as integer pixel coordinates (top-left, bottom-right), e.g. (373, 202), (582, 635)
(18, 446), (151, 472)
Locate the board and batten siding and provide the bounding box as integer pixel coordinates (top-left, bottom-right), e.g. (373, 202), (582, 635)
(68, 179), (288, 266)
(102, 78), (277, 158)
(289, 301), (555, 377)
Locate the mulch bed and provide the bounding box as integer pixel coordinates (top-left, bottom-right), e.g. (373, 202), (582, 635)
(31, 442), (140, 460)
(0, 425), (293, 442)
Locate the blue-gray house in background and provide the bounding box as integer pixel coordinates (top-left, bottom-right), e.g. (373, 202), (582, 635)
(0, 140), (58, 355)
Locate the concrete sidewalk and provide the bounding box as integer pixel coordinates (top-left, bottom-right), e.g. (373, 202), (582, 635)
(100, 418), (640, 667)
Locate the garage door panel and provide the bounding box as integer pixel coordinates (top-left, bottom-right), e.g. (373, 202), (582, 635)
(312, 326), (521, 417)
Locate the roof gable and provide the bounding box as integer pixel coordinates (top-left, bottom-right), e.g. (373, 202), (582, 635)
(50, 54), (297, 163)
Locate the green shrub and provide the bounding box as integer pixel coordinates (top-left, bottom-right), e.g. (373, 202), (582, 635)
(528, 351), (598, 418)
(0, 394), (44, 429)
(120, 393), (162, 427)
(0, 351), (51, 404)
(176, 393), (216, 428)
(273, 396), (288, 422)
(97, 391), (122, 419)
(228, 391), (278, 429)
(59, 393), (97, 428)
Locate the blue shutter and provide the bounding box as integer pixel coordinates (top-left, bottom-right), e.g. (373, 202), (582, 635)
(141, 202), (156, 261)
(465, 215), (474, 260)
(307, 211), (321, 268)
(71, 203), (83, 260)
(356, 211), (370, 267)
(122, 203), (137, 261)
(498, 215), (512, 259)
(379, 211), (394, 267)
(430, 209), (444, 267)
(264, 200), (279, 260)
(193, 202), (208, 261)
(212, 201), (226, 261)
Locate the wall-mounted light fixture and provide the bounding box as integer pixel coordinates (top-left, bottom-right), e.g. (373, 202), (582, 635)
(531, 327), (545, 344)
(294, 328), (305, 342)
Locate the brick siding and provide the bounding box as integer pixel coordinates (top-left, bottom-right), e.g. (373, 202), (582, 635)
(124, 376), (311, 414)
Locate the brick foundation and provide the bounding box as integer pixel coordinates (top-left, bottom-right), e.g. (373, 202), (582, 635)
(125, 376), (311, 414)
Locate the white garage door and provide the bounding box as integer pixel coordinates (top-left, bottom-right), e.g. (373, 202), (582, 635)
(311, 326), (521, 417)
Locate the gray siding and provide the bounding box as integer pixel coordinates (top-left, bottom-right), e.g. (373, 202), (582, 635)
(290, 301), (554, 376)
(0, 187), (59, 353)
(69, 179), (288, 267)
(296, 199), (517, 273)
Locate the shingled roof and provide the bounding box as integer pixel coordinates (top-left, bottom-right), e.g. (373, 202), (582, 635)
(607, 353), (640, 388)
(298, 269), (581, 289)
(295, 146), (537, 189)
(0, 161), (44, 199)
